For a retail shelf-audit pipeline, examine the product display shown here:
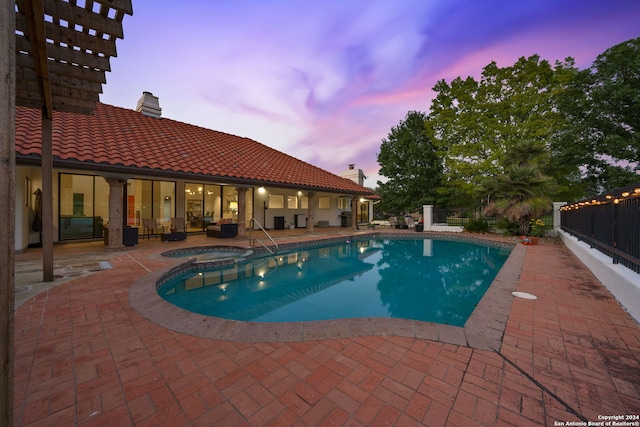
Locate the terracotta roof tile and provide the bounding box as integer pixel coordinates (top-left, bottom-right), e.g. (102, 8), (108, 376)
(15, 103), (371, 194)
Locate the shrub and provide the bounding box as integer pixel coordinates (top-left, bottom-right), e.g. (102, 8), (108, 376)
(464, 217), (490, 233)
(529, 219), (546, 237)
(496, 219), (521, 236)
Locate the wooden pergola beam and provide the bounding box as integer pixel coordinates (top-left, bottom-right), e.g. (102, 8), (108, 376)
(22, 0), (53, 118)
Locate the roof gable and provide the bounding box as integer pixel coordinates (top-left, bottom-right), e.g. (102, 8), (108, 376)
(15, 103), (371, 194)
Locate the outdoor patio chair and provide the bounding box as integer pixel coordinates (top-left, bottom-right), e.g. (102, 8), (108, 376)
(171, 217), (186, 232)
(406, 217), (415, 229)
(142, 218), (164, 240)
(389, 217), (397, 228)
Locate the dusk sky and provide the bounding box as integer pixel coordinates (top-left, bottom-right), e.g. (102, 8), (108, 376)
(100, 0), (640, 188)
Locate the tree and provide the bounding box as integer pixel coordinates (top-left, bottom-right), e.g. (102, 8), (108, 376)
(557, 37), (640, 193)
(427, 55), (580, 202)
(376, 111), (443, 214)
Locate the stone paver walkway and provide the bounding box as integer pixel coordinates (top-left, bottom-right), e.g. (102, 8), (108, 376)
(12, 234), (640, 426)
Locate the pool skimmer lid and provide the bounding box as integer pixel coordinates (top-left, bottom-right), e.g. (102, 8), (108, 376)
(512, 291), (537, 300)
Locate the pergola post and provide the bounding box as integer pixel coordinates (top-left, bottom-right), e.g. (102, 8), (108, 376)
(42, 112), (54, 281)
(1, 0), (16, 423)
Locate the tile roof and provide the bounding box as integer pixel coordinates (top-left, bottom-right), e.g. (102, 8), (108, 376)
(15, 103), (372, 194)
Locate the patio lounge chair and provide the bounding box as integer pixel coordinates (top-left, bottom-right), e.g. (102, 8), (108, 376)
(206, 218), (238, 238)
(142, 218), (164, 240)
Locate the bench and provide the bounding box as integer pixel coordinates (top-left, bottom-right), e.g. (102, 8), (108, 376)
(317, 221), (329, 228)
(206, 223), (238, 238)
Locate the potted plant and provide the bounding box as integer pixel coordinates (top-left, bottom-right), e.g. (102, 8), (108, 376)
(521, 219), (545, 245)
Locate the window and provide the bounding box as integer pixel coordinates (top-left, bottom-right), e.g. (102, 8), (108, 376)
(185, 182), (203, 222)
(72, 193), (84, 215)
(59, 173), (109, 240)
(359, 200), (369, 222)
(268, 194), (284, 209)
(338, 196), (351, 210)
(128, 178), (175, 228)
(157, 181), (175, 224)
(203, 185), (221, 223)
(287, 195), (298, 209)
(223, 186), (239, 221)
(300, 196), (308, 209)
(318, 196), (330, 209)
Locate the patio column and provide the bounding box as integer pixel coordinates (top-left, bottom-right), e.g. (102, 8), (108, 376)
(351, 195), (359, 230)
(307, 192), (315, 232)
(553, 201), (566, 237)
(106, 178), (126, 250)
(236, 187), (248, 238)
(423, 205), (433, 231)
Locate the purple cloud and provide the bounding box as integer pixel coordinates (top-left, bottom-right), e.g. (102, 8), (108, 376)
(101, 0), (640, 188)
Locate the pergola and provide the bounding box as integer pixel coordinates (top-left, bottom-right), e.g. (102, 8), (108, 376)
(1, 0), (132, 423)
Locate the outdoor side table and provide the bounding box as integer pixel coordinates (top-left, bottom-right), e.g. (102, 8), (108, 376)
(161, 232), (187, 242)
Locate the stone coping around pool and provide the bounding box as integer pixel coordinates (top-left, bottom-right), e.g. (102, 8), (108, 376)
(161, 245), (251, 259)
(129, 233), (522, 350)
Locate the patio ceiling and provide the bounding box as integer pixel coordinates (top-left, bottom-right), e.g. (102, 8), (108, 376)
(14, 0), (133, 117)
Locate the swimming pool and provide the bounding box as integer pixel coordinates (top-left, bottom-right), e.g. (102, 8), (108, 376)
(158, 237), (512, 327)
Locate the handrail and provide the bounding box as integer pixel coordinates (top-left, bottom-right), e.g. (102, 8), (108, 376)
(249, 218), (278, 255)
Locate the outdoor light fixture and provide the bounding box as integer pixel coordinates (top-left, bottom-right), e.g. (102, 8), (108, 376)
(622, 191), (630, 197)
(258, 187), (265, 194)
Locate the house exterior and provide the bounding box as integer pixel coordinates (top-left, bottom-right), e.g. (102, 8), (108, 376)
(14, 92), (375, 251)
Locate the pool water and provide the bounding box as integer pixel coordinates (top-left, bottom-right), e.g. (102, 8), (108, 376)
(158, 238), (511, 326)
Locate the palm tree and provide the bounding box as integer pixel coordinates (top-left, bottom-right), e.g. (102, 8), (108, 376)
(482, 140), (557, 235)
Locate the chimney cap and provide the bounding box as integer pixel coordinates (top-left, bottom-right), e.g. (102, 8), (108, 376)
(136, 91), (162, 118)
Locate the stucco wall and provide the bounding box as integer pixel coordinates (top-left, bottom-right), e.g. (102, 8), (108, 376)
(559, 230), (640, 323)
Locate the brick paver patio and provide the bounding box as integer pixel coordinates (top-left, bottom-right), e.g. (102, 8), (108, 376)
(12, 233), (640, 426)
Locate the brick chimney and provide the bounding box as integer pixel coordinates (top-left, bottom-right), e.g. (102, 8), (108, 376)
(135, 91), (162, 118)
